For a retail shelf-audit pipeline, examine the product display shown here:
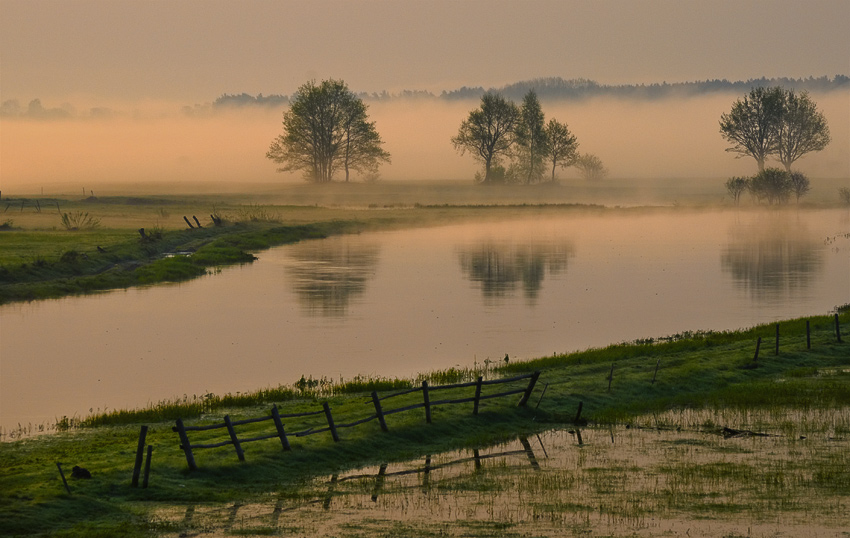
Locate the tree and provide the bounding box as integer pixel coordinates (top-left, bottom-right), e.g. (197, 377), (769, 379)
(452, 93), (519, 184)
(788, 171), (811, 203)
(749, 167), (792, 205)
(543, 119), (578, 183)
(776, 90), (831, 172)
(719, 86), (784, 172)
(573, 153), (608, 181)
(725, 176), (750, 206)
(266, 79), (389, 183)
(514, 90), (547, 184)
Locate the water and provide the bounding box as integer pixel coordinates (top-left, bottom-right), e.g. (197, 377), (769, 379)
(1, 208), (848, 433)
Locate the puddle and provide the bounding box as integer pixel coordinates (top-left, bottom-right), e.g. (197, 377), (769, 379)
(149, 408), (850, 536)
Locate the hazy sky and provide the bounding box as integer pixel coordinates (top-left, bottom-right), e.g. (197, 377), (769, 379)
(2, 0), (849, 102)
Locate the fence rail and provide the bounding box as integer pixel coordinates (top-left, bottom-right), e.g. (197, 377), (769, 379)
(173, 371), (540, 470)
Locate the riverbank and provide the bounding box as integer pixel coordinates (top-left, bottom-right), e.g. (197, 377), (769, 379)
(1, 312), (847, 537)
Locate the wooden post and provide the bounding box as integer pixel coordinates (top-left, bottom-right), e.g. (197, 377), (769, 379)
(753, 337), (762, 363)
(574, 401), (584, 424)
(473, 376), (483, 415)
(607, 363), (614, 392)
(142, 445), (153, 488)
(371, 391), (389, 432)
(183, 216), (194, 228)
(473, 449), (482, 471)
(323, 402), (340, 442)
(651, 359), (660, 384)
(836, 313), (843, 343)
(775, 323), (780, 355)
(56, 463), (71, 494)
(371, 464), (387, 502)
(174, 418), (197, 471)
(223, 415), (245, 461)
(132, 425), (148, 487)
(271, 405), (291, 451)
(192, 215), (203, 228)
(422, 381), (432, 424)
(422, 455), (432, 490)
(518, 371), (541, 406)
(806, 320), (811, 349)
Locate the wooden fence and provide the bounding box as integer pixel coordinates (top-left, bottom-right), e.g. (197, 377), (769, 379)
(173, 371), (540, 470)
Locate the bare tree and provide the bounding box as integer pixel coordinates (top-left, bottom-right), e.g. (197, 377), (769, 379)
(452, 93), (519, 184)
(543, 119), (578, 183)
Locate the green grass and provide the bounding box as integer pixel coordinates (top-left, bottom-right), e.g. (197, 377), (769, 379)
(0, 312), (847, 537)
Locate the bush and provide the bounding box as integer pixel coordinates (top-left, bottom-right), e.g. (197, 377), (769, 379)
(749, 168), (792, 205)
(60, 211), (100, 230)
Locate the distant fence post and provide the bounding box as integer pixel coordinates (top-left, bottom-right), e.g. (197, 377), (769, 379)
(422, 381), (432, 424)
(518, 371), (541, 406)
(323, 402), (340, 442)
(473, 376), (484, 415)
(174, 418), (197, 471)
(806, 320), (811, 349)
(371, 391), (389, 432)
(131, 425), (148, 487)
(753, 337), (762, 363)
(270, 405), (291, 451)
(651, 359), (660, 384)
(836, 314), (843, 343)
(224, 415), (245, 462)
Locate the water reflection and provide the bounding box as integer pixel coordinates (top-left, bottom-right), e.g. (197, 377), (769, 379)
(285, 238), (381, 316)
(458, 241), (575, 303)
(721, 214), (824, 299)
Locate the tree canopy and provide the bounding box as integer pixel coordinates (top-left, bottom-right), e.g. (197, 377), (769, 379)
(719, 86), (830, 173)
(543, 119), (579, 183)
(266, 79), (389, 183)
(514, 90), (547, 184)
(451, 93), (519, 184)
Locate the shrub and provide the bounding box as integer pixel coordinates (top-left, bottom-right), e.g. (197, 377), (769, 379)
(60, 211), (101, 231)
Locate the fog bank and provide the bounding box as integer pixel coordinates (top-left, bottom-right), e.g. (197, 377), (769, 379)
(1, 93), (847, 194)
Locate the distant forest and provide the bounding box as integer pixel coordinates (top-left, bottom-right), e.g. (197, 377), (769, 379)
(212, 75), (850, 109)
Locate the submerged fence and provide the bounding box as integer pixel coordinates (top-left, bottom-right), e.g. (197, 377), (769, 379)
(173, 371), (540, 470)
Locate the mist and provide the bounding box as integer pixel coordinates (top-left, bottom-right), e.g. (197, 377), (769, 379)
(1, 92), (847, 194)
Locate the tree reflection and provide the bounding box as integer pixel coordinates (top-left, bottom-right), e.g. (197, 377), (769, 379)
(721, 215), (823, 299)
(286, 239), (380, 317)
(458, 241), (574, 303)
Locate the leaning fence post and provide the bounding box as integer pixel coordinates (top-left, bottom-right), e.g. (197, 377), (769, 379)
(574, 401), (584, 424)
(174, 418), (197, 470)
(323, 402), (340, 442)
(56, 463), (72, 494)
(753, 337), (762, 363)
(836, 313), (843, 343)
(271, 405), (291, 451)
(422, 381), (432, 424)
(607, 363), (615, 392)
(473, 376), (483, 415)
(517, 371), (541, 407)
(223, 415), (245, 461)
(371, 391), (389, 432)
(651, 359), (660, 384)
(132, 425), (148, 487)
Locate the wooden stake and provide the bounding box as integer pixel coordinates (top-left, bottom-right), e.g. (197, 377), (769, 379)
(651, 359), (660, 384)
(607, 363), (614, 392)
(323, 402), (340, 442)
(371, 391), (389, 432)
(142, 445), (153, 488)
(422, 381), (432, 424)
(806, 320), (811, 349)
(224, 415), (245, 461)
(56, 463), (71, 494)
(131, 425), (148, 486)
(574, 401), (584, 424)
(174, 418), (197, 471)
(753, 337), (762, 362)
(517, 370), (541, 406)
(836, 313), (843, 343)
(473, 376), (483, 415)
(271, 404), (291, 451)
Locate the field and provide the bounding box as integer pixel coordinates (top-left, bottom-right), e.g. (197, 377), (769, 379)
(1, 180), (849, 536)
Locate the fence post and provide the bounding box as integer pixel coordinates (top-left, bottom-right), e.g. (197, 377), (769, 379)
(753, 337), (762, 363)
(323, 402), (340, 442)
(223, 415), (245, 462)
(271, 405), (291, 451)
(518, 371), (541, 407)
(651, 359), (660, 384)
(574, 401), (584, 424)
(836, 313), (843, 343)
(371, 391), (389, 432)
(174, 418), (197, 471)
(473, 376), (483, 415)
(131, 425), (148, 487)
(607, 363), (614, 392)
(775, 323), (780, 355)
(422, 381), (432, 424)
(56, 463), (71, 494)
(142, 445), (153, 488)
(806, 320), (811, 349)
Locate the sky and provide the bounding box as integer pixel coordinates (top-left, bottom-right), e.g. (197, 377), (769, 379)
(1, 0), (848, 189)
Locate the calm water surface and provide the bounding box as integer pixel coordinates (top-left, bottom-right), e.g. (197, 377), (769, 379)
(1, 208), (848, 432)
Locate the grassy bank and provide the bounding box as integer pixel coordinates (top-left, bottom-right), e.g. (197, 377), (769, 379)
(0, 311), (847, 537)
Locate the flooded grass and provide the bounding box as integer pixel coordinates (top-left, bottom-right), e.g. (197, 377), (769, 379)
(146, 411), (850, 537)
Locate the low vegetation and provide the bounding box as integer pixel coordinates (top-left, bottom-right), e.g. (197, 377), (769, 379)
(0, 311), (847, 536)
